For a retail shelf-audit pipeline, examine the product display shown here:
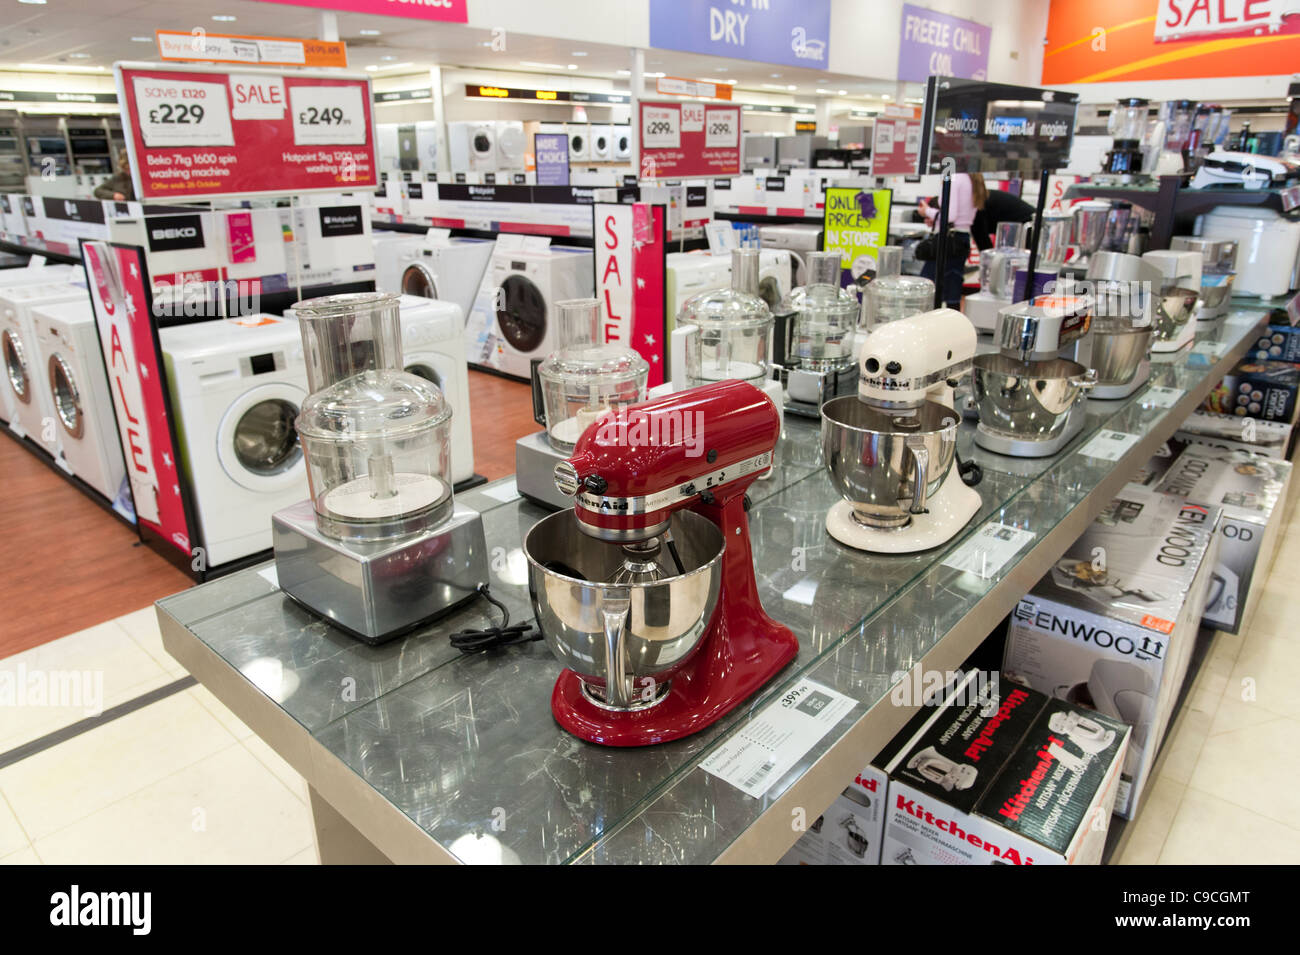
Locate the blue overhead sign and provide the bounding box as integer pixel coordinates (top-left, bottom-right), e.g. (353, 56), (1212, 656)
(648, 0), (831, 70)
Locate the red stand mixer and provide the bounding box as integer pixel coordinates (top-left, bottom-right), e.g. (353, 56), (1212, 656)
(522, 380), (798, 746)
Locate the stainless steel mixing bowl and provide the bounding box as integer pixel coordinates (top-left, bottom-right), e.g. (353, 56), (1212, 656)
(1091, 327), (1152, 386)
(972, 354), (1096, 440)
(1197, 273), (1235, 318)
(524, 510), (724, 710)
(1152, 286), (1200, 341)
(821, 397), (959, 529)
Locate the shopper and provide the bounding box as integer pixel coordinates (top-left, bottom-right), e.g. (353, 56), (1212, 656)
(93, 148), (135, 201)
(969, 174), (1034, 251)
(917, 171), (984, 308)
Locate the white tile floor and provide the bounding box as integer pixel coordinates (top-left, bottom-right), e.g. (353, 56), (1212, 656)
(2, 518), (1298, 865)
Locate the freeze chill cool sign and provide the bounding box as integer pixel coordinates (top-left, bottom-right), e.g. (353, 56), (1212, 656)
(648, 0), (831, 69)
(898, 3), (991, 83)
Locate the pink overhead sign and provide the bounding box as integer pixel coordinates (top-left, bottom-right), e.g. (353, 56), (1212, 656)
(251, 0), (468, 23)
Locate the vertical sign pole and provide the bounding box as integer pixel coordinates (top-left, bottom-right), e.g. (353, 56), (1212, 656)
(1021, 169), (1051, 303)
(933, 168), (951, 309)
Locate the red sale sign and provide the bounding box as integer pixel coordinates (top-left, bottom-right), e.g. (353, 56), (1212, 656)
(115, 62), (378, 200)
(595, 203), (667, 387)
(639, 100), (741, 180)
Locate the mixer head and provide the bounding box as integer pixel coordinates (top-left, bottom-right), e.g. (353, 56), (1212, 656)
(857, 307), (976, 408)
(995, 296), (1092, 362)
(554, 379), (781, 544)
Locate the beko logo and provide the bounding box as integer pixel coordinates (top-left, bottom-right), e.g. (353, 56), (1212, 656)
(152, 227), (197, 240)
(146, 214), (205, 253)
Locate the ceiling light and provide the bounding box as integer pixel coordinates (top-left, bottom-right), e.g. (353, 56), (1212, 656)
(365, 65), (378, 71)
(725, 79), (737, 85)
(18, 62), (105, 72)
(645, 71), (666, 78)
(68, 53), (92, 59)
(211, 14), (237, 21)
(770, 73), (781, 78)
(359, 29), (381, 36)
(520, 61), (567, 70)
(567, 64), (578, 70)
(571, 51), (588, 56)
(616, 69), (630, 75)
(882, 94), (891, 100)
(716, 67), (727, 72)
(838, 90), (847, 95)
(131, 36), (152, 42)
(380, 62), (412, 70)
(17, 0), (47, 5)
(380, 55), (395, 60)
(761, 83), (787, 90)
(786, 84), (796, 91)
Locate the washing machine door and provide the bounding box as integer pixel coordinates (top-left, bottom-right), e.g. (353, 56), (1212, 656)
(593, 132), (610, 160)
(401, 260), (440, 299)
(472, 128), (494, 161)
(616, 132), (630, 159)
(404, 354), (447, 392)
(47, 351), (83, 439)
(569, 133), (586, 159)
(2, 328), (31, 404)
(496, 273), (548, 353)
(497, 125), (525, 167)
(217, 382), (306, 492)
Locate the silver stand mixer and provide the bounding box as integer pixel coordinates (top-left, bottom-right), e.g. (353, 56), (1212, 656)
(1143, 249), (1201, 353)
(271, 292), (489, 644)
(821, 308), (981, 553)
(972, 296), (1098, 458)
(963, 221), (1030, 334)
(1085, 252), (1160, 401)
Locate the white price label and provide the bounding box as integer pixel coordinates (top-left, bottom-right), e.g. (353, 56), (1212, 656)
(875, 123), (895, 152)
(288, 84), (366, 146)
(1080, 429), (1141, 461)
(704, 108), (738, 149)
(642, 106), (680, 149)
(133, 77), (234, 148)
(699, 678), (857, 798)
(904, 122), (922, 153)
(680, 102), (704, 133)
(942, 522), (1036, 580)
(1142, 385), (1184, 408)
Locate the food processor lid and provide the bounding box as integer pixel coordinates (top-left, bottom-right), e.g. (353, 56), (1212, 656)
(539, 343), (650, 387)
(871, 273), (934, 298)
(297, 369), (450, 440)
(677, 285), (772, 329)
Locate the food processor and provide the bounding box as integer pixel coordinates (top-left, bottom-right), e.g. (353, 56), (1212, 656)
(1085, 252), (1159, 400)
(515, 298), (649, 509)
(523, 379), (798, 746)
(821, 308), (981, 553)
(271, 292), (489, 644)
(1170, 237), (1237, 320)
(771, 250), (860, 416)
(860, 268), (934, 331)
(972, 296), (1097, 458)
(1100, 97), (1151, 183)
(1061, 201), (1111, 280)
(1142, 250), (1202, 353)
(964, 221), (1030, 333)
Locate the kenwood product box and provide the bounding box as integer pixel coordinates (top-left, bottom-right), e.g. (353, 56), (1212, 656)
(1003, 486), (1220, 818)
(1151, 445), (1291, 633)
(1174, 410), (1292, 460)
(1202, 361), (1299, 423)
(880, 672), (1129, 866)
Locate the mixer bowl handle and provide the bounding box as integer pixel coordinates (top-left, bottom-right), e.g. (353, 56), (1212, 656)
(1071, 368), (1098, 392)
(906, 435), (931, 515)
(601, 594), (633, 709)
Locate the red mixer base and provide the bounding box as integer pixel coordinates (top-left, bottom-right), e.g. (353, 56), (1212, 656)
(551, 612), (799, 747)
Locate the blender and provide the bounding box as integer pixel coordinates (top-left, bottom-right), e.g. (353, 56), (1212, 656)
(271, 292), (489, 644)
(972, 296), (1097, 458)
(964, 221), (1030, 333)
(523, 379), (798, 746)
(1153, 100), (1197, 175)
(771, 250), (860, 416)
(1085, 252), (1160, 400)
(515, 298), (649, 509)
(1170, 237), (1237, 320)
(1100, 97), (1150, 183)
(1142, 250), (1201, 353)
(821, 308), (981, 553)
(1060, 201), (1111, 280)
(1015, 214), (1072, 300)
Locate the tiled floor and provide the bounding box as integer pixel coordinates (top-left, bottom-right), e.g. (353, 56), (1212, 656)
(2, 500), (1297, 865)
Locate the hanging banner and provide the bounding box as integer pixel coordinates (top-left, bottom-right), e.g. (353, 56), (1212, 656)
(871, 105), (924, 176)
(898, 3), (992, 82)
(594, 202), (667, 387)
(82, 240), (201, 573)
(534, 133), (570, 186)
(638, 100), (741, 180)
(115, 61), (378, 200)
(648, 0), (831, 69)
(1043, 0), (1300, 83)
(156, 30), (348, 68)
(249, 0), (467, 23)
(656, 76), (733, 100)
(823, 187), (893, 288)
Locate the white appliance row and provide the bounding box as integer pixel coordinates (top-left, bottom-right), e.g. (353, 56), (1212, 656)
(448, 121), (527, 174)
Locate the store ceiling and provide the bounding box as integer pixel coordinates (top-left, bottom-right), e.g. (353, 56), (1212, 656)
(0, 0), (920, 104)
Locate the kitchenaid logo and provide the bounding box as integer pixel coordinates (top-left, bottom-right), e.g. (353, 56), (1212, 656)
(895, 794), (1036, 864)
(317, 206), (363, 237)
(998, 735), (1065, 823)
(983, 119), (1070, 140)
(889, 667), (999, 716)
(1015, 600), (1167, 659)
(0, 664), (103, 716)
(146, 214), (205, 253)
(593, 409), (705, 457)
(964, 687), (1031, 761)
(50, 886), (150, 935)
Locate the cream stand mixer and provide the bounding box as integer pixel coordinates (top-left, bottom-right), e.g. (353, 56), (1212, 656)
(821, 308), (981, 553)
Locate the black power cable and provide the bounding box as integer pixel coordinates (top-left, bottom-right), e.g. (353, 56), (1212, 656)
(448, 584), (542, 654)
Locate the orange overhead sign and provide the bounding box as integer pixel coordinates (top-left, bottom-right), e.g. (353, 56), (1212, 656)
(156, 30), (348, 68)
(1043, 0), (1300, 83)
(655, 76), (733, 100)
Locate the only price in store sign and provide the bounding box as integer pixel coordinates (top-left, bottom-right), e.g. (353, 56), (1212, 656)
(117, 62), (377, 199)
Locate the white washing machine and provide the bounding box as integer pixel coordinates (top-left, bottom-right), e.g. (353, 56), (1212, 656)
(759, 249), (793, 312)
(161, 315), (310, 568)
(496, 121), (526, 172)
(478, 245), (595, 379)
(567, 124), (591, 163)
(614, 125), (632, 161)
(2, 282), (90, 452)
(590, 125), (614, 161)
(666, 252), (731, 332)
(30, 298), (127, 502)
(760, 224), (823, 287)
(398, 237), (495, 321)
(448, 121), (497, 173)
(372, 231), (430, 295)
(396, 294), (475, 484)
(0, 263), (79, 289)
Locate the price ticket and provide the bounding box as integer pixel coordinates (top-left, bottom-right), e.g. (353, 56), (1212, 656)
(132, 77), (234, 148)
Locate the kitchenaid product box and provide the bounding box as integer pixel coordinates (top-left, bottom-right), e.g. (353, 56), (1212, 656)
(1151, 445), (1290, 633)
(778, 767), (888, 866)
(1175, 410), (1292, 460)
(1249, 324), (1300, 363)
(1202, 360), (1300, 423)
(881, 672), (1129, 866)
(1003, 486), (1220, 818)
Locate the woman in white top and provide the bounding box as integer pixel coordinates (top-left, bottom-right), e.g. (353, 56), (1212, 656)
(918, 172), (986, 308)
